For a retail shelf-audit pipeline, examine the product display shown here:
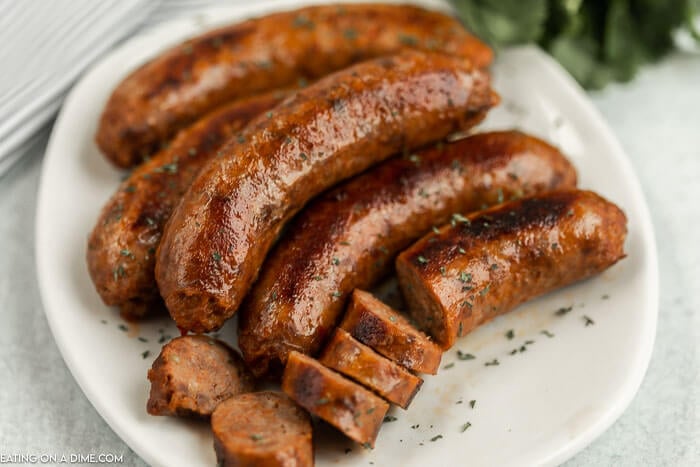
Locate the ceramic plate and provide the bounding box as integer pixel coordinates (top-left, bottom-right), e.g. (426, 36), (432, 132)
(35, 1), (658, 466)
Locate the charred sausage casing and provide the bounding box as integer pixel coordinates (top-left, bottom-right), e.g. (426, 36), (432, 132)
(156, 51), (498, 333)
(396, 190), (627, 349)
(87, 92), (286, 320)
(238, 131), (576, 377)
(96, 3), (493, 168)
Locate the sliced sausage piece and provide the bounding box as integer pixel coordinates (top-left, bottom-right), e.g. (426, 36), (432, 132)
(87, 91), (286, 320)
(156, 51), (497, 334)
(319, 328), (422, 409)
(238, 130), (576, 377)
(396, 190), (628, 348)
(282, 351), (389, 448)
(96, 3), (492, 168)
(147, 335), (254, 417)
(340, 290), (442, 375)
(212, 391), (313, 467)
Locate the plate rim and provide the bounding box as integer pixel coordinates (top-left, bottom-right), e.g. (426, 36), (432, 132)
(34, 5), (659, 467)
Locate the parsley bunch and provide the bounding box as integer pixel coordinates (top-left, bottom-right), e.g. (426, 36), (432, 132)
(450, 0), (700, 88)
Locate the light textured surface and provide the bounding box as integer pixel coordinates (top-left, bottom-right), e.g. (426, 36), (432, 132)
(0, 52), (698, 467)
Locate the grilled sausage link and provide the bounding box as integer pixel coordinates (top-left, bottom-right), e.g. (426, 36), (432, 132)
(396, 190), (627, 349)
(238, 131), (576, 377)
(212, 392), (313, 467)
(156, 51), (497, 333)
(96, 3), (493, 168)
(87, 92), (285, 320)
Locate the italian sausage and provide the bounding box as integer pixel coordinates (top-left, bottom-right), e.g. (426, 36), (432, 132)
(147, 335), (254, 417)
(396, 190), (627, 348)
(340, 289), (442, 375)
(156, 51), (498, 333)
(282, 351), (389, 448)
(212, 392), (313, 467)
(238, 131), (577, 377)
(319, 328), (423, 409)
(96, 3), (492, 168)
(87, 92), (285, 320)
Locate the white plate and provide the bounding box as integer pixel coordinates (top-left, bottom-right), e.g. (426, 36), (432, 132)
(35, 1), (659, 466)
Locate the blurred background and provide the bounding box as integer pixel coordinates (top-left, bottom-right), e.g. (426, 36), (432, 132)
(1, 1), (698, 466)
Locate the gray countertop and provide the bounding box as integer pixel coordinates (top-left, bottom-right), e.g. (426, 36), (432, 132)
(1, 51), (698, 466)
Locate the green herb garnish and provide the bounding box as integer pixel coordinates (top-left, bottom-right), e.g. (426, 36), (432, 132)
(448, 0), (700, 89)
(456, 350), (475, 360)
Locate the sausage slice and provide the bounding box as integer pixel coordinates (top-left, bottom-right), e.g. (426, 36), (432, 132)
(147, 335), (254, 417)
(340, 290), (442, 375)
(282, 351), (389, 448)
(319, 329), (422, 409)
(211, 391), (313, 467)
(396, 190), (628, 348)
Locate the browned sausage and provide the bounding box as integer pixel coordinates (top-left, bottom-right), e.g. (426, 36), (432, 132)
(87, 92), (285, 320)
(319, 328), (422, 409)
(147, 335), (254, 417)
(96, 3), (493, 168)
(282, 351), (389, 448)
(238, 131), (576, 377)
(156, 51), (497, 334)
(396, 190), (627, 348)
(340, 290), (442, 375)
(211, 391), (313, 467)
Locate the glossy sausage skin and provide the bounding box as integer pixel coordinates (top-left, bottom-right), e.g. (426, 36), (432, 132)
(319, 328), (423, 409)
(96, 3), (493, 168)
(396, 190), (627, 348)
(282, 351), (389, 448)
(147, 335), (255, 417)
(212, 392), (313, 467)
(238, 131), (576, 377)
(340, 290), (442, 375)
(87, 92), (285, 320)
(156, 51), (497, 333)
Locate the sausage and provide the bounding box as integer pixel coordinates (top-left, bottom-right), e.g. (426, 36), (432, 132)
(156, 51), (498, 333)
(147, 335), (254, 417)
(339, 290), (442, 375)
(395, 190), (628, 348)
(319, 328), (422, 409)
(211, 391), (313, 467)
(282, 351), (389, 448)
(87, 92), (285, 320)
(238, 130), (577, 377)
(96, 3), (493, 168)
